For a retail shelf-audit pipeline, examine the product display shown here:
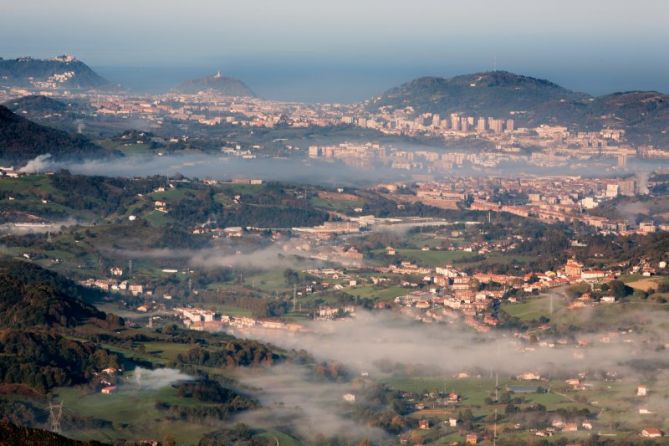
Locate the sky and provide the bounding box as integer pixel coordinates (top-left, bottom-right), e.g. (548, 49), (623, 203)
(1, 0), (668, 102)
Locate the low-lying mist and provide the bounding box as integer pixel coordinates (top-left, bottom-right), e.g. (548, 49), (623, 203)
(32, 154), (408, 186)
(228, 311), (669, 380)
(223, 308), (669, 442)
(0, 219), (80, 235)
(233, 364), (388, 442)
(110, 243), (321, 271)
(22, 152), (666, 186)
(125, 367), (192, 391)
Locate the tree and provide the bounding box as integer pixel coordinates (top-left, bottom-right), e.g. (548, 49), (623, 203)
(459, 408), (474, 430)
(606, 280), (633, 299)
(283, 268), (300, 286)
(505, 403), (518, 414)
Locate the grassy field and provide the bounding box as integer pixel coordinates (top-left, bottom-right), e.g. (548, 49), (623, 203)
(55, 384), (214, 445)
(382, 376), (498, 407)
(142, 342), (193, 362)
(310, 195), (365, 212)
(619, 273), (645, 283)
(101, 342), (169, 367)
(150, 188), (190, 201)
(458, 253), (535, 269)
(0, 174), (54, 194)
(501, 295), (562, 323)
(258, 430), (302, 446)
(98, 140), (155, 156)
(217, 183), (264, 197)
(215, 304), (254, 317)
(626, 277), (663, 292)
(345, 285), (408, 302)
(367, 248), (479, 268)
(393, 249), (478, 267)
(502, 290), (669, 332)
(383, 373), (605, 443)
(245, 269), (289, 293)
(143, 210), (174, 226)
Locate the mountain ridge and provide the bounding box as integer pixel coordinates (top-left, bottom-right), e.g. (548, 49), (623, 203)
(369, 70), (589, 115)
(0, 55), (108, 89)
(369, 70), (669, 146)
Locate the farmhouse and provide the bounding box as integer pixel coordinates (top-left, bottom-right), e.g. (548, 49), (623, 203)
(641, 427), (662, 438)
(101, 385), (117, 394)
(637, 385), (648, 396)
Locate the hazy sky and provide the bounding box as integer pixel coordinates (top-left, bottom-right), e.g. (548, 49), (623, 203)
(1, 0), (668, 101)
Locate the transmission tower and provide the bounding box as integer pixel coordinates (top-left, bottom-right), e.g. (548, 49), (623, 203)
(48, 401), (63, 433)
(494, 408), (498, 446)
(292, 284), (297, 312)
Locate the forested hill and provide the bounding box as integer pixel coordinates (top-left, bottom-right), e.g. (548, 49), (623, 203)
(3, 95), (69, 114)
(0, 105), (112, 163)
(369, 71), (587, 117)
(0, 260), (122, 393)
(1, 172), (332, 231)
(0, 259), (118, 329)
(0, 422), (108, 446)
(174, 72), (256, 97)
